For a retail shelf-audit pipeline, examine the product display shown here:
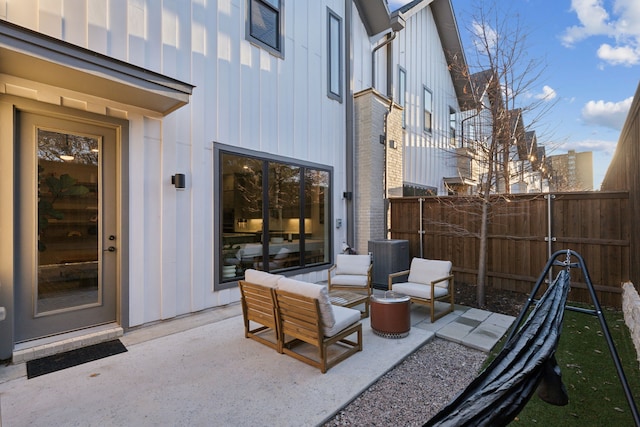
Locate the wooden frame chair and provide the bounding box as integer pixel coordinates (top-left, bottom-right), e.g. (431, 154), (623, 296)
(327, 254), (372, 317)
(238, 269), (283, 350)
(388, 257), (455, 322)
(276, 278), (362, 373)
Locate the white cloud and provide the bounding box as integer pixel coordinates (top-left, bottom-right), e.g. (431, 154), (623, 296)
(581, 96), (633, 130)
(597, 43), (640, 65)
(555, 138), (617, 156)
(471, 21), (498, 54)
(561, 0), (613, 46)
(535, 85), (557, 101)
(562, 0), (640, 66)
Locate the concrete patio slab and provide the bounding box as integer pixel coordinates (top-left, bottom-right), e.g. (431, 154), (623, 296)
(464, 322), (511, 352)
(0, 297), (516, 426)
(436, 321), (477, 344)
(459, 308), (493, 322)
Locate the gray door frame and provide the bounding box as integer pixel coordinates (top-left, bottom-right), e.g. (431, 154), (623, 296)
(0, 96), (129, 358)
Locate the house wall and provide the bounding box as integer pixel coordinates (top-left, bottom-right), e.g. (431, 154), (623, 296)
(389, 4), (460, 195)
(353, 89), (403, 252)
(1, 0), (352, 328)
(351, 6), (374, 92)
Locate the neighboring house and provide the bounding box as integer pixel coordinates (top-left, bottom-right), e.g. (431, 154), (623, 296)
(0, 0), (470, 360)
(390, 0), (474, 197)
(511, 130), (549, 193)
(448, 69), (496, 195)
(455, 66), (552, 196)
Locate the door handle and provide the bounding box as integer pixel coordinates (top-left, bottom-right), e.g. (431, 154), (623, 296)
(104, 246), (116, 252)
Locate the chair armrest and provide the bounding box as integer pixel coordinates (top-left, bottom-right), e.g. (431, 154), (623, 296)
(430, 274), (455, 296)
(327, 264), (337, 287)
(430, 274), (454, 287)
(388, 269), (410, 290)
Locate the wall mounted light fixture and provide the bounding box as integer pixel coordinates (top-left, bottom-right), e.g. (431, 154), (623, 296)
(172, 173), (186, 189)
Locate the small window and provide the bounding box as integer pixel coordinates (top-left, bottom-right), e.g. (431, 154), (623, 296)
(247, 0), (284, 57)
(327, 8), (342, 102)
(423, 87), (432, 133)
(398, 67), (406, 128)
(449, 107), (457, 146)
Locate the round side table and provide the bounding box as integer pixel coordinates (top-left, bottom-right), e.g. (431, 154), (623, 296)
(370, 292), (411, 338)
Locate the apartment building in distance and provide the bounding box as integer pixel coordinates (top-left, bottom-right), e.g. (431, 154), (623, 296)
(548, 150), (594, 191)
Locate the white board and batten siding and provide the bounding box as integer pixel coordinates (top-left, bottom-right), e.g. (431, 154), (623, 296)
(390, 4), (461, 195)
(3, 0), (350, 327)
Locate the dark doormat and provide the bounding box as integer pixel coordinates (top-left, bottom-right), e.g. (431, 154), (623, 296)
(26, 339), (127, 379)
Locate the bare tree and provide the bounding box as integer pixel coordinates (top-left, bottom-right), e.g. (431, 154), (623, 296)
(451, 1), (558, 306)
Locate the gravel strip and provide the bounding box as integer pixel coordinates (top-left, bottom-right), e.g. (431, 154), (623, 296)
(323, 338), (487, 426)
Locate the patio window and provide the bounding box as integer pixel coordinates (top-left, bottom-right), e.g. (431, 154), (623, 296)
(247, 0), (284, 57)
(218, 150), (331, 288)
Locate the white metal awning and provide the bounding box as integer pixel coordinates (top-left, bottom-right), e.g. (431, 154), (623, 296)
(0, 20), (193, 115)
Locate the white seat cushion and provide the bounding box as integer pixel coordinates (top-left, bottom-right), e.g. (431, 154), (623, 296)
(334, 254), (370, 275)
(277, 278), (336, 328)
(244, 269), (283, 288)
(331, 274), (368, 287)
(392, 282), (449, 299)
(324, 305), (360, 337)
(407, 258), (452, 288)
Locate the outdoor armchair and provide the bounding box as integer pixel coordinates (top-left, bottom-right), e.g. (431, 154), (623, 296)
(238, 269), (283, 350)
(388, 257), (455, 322)
(276, 277), (362, 373)
(327, 254), (372, 317)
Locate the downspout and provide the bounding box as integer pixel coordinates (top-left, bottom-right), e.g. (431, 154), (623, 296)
(383, 97), (393, 238)
(371, 31), (396, 91)
(345, 0), (355, 250)
(372, 31), (397, 238)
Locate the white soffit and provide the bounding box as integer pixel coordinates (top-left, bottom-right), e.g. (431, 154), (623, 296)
(0, 21), (193, 115)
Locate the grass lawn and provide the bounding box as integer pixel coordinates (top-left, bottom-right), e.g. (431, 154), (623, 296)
(503, 304), (640, 426)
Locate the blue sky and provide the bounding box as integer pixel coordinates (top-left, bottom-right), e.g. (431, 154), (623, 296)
(388, 0), (640, 189)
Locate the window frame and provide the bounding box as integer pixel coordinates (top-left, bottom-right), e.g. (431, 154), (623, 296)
(246, 0), (285, 58)
(327, 8), (343, 102)
(449, 107), (457, 146)
(423, 86), (433, 133)
(214, 144), (333, 291)
(398, 66), (407, 128)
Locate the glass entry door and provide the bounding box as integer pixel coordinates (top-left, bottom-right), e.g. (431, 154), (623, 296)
(16, 112), (118, 342)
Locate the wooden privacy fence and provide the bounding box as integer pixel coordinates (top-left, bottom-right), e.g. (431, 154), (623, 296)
(389, 191), (630, 307)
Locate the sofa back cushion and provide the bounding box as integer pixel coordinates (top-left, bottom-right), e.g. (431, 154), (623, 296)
(334, 254), (371, 276)
(277, 278), (336, 328)
(407, 258), (452, 288)
(244, 269), (283, 289)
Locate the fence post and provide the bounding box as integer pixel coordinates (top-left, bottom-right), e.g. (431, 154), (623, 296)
(544, 194), (556, 284)
(419, 198), (425, 258)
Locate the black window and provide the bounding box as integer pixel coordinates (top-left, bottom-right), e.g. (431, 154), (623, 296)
(423, 86), (432, 133)
(450, 107), (457, 146)
(327, 8), (343, 102)
(398, 67), (406, 128)
(217, 150), (331, 288)
(247, 0), (283, 57)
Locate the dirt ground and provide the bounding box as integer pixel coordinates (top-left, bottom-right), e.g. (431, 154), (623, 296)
(454, 282), (528, 317)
